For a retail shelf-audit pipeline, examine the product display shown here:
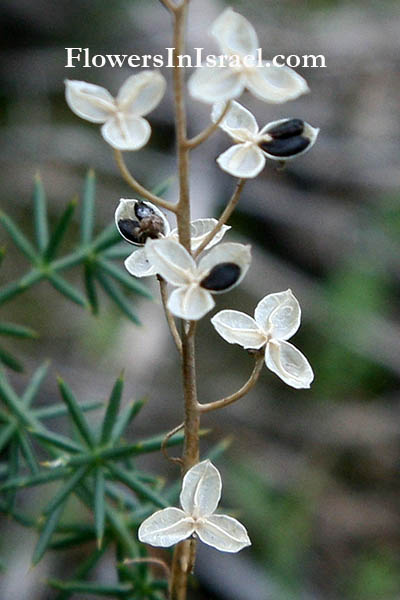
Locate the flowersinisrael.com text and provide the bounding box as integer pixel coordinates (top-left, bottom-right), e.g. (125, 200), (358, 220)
(65, 47), (326, 69)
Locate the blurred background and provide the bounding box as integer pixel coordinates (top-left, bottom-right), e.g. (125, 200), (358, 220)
(1, 0), (400, 598)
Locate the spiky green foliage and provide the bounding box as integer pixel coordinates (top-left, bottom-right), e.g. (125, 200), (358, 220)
(0, 247), (39, 371)
(0, 367), (187, 598)
(0, 171), (152, 341)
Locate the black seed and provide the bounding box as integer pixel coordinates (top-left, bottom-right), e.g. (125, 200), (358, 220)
(259, 136), (310, 157)
(135, 201), (155, 220)
(267, 119), (304, 139)
(200, 262), (241, 291)
(118, 218), (141, 243)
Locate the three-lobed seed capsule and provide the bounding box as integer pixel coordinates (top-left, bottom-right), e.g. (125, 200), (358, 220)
(116, 200), (168, 245)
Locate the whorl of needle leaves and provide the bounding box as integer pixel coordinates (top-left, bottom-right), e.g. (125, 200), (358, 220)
(0, 365), (188, 598)
(0, 170), (170, 372)
(0, 364), (227, 597)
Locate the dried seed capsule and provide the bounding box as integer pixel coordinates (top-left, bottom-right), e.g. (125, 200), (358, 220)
(115, 199), (170, 246)
(259, 136), (310, 157)
(200, 262), (241, 291)
(267, 118), (304, 139)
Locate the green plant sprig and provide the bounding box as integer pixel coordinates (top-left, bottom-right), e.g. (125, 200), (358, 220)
(0, 171), (153, 333)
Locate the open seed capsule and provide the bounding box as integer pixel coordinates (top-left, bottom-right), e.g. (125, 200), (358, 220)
(259, 119), (319, 161)
(115, 199), (170, 246)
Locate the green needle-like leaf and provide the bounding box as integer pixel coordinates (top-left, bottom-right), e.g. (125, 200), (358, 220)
(48, 579), (131, 596)
(44, 198), (77, 261)
(34, 399), (102, 420)
(81, 169), (96, 244)
(0, 345), (23, 372)
(17, 431), (39, 474)
(94, 467), (105, 548)
(31, 427), (83, 454)
(0, 370), (33, 426)
(96, 271), (140, 324)
(104, 503), (139, 558)
(92, 223), (120, 253)
(19, 269), (44, 289)
(50, 530), (96, 551)
(51, 247), (88, 272)
(111, 429), (186, 459)
(0, 423), (15, 453)
(108, 464), (168, 508)
(5, 438), (19, 511)
(105, 480), (138, 510)
(102, 246), (131, 260)
(0, 211), (38, 262)
(0, 269), (43, 307)
(0, 467), (71, 492)
(48, 273), (88, 307)
(84, 264), (99, 314)
(110, 398), (147, 444)
(33, 174), (49, 253)
(98, 257), (152, 299)
(32, 503), (65, 566)
(22, 361), (50, 407)
(0, 322), (37, 339)
(43, 465), (89, 515)
(100, 373), (124, 445)
(57, 378), (95, 448)
(0, 281), (21, 306)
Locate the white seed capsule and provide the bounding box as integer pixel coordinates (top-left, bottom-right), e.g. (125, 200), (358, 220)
(115, 199), (170, 246)
(260, 119), (319, 161)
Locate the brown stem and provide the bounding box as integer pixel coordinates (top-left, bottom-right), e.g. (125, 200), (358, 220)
(186, 100), (232, 149)
(198, 352), (264, 413)
(123, 557), (171, 578)
(168, 4), (202, 598)
(114, 149), (177, 213)
(158, 276), (182, 355)
(173, 7), (191, 251)
(193, 178), (246, 258)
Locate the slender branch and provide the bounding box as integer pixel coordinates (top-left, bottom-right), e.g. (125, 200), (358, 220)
(159, 0), (177, 11)
(186, 101), (231, 149)
(123, 556), (171, 578)
(173, 7), (191, 250)
(114, 149), (177, 213)
(193, 178), (246, 258)
(198, 352), (264, 413)
(168, 2), (200, 599)
(161, 422), (184, 466)
(158, 276), (182, 355)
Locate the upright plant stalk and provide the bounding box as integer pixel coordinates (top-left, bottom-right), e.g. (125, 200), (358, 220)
(169, 3), (201, 598)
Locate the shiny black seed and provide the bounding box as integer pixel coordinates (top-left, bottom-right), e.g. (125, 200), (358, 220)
(118, 218), (141, 243)
(259, 136), (310, 157)
(135, 201), (155, 220)
(200, 262), (241, 291)
(267, 119), (304, 139)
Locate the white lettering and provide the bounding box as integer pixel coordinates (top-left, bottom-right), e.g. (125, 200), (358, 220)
(65, 48), (82, 68)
